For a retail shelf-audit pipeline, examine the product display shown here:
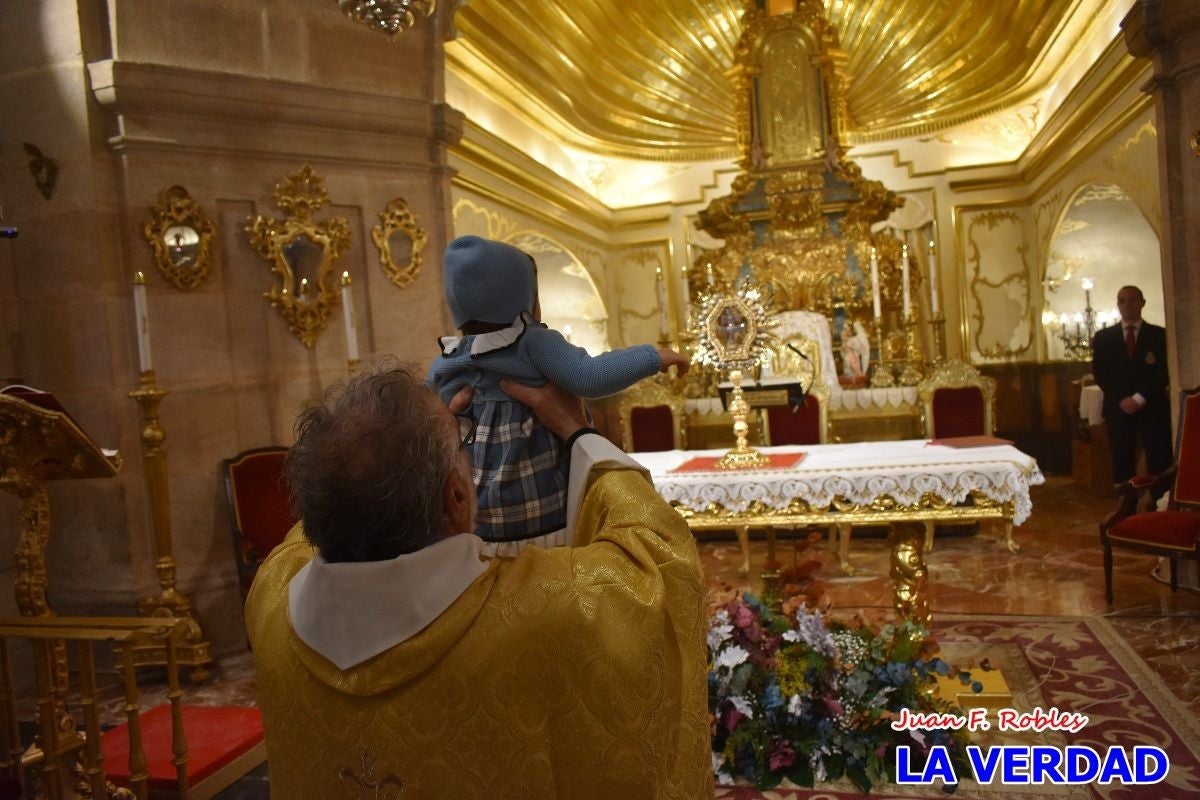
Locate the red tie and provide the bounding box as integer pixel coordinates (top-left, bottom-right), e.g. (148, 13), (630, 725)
(1125, 325), (1136, 357)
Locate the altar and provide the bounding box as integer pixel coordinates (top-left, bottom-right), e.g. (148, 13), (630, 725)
(634, 439), (1044, 623)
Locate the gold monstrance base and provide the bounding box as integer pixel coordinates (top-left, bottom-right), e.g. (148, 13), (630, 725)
(716, 369), (771, 470)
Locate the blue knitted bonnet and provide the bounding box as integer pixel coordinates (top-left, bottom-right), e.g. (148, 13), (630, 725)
(443, 235), (537, 329)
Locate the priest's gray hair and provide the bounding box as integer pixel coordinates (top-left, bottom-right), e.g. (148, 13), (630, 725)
(285, 361), (460, 562)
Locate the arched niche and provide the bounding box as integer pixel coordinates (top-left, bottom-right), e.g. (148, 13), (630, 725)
(1042, 182), (1162, 361)
(505, 232), (611, 356)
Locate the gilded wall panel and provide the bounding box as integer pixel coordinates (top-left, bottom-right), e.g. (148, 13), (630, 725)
(451, 198), (612, 353)
(961, 208), (1035, 363)
(613, 243), (672, 352)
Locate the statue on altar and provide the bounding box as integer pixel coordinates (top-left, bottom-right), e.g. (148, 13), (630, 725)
(842, 321), (871, 379)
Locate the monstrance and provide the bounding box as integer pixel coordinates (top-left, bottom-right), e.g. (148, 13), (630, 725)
(693, 283), (777, 469)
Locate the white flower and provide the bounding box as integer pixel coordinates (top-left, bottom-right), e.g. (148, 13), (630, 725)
(782, 629), (801, 643)
(714, 644), (749, 671)
(787, 694), (803, 716)
(730, 695), (755, 719)
(707, 622), (734, 651)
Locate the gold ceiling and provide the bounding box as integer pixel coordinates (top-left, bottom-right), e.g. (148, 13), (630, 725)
(448, 0), (1100, 161)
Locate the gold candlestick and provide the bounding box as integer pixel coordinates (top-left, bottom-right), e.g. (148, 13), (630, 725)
(897, 312), (924, 386)
(715, 369), (771, 470)
(929, 311), (948, 364)
(869, 320), (895, 388)
(129, 370), (212, 682)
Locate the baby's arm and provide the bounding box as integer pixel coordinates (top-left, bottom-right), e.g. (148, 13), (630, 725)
(524, 329), (664, 399)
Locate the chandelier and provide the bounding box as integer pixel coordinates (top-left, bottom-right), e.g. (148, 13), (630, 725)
(1041, 278), (1118, 361)
(337, 0), (435, 36)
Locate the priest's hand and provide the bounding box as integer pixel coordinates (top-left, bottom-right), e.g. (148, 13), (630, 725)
(447, 385), (474, 415)
(500, 380), (589, 440)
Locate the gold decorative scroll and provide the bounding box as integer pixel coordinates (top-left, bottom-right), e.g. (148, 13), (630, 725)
(371, 197), (428, 289)
(245, 165), (351, 348)
(143, 185), (216, 290)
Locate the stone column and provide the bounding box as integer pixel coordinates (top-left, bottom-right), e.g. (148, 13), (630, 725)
(1122, 0), (1200, 403)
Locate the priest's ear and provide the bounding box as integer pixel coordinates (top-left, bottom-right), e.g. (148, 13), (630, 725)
(442, 459), (475, 536)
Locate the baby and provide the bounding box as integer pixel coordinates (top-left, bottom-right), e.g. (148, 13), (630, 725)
(428, 235), (689, 545)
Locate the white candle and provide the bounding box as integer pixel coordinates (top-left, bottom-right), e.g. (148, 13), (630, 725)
(869, 247), (881, 319)
(340, 271), (359, 361)
(680, 263), (691, 309)
(900, 243), (911, 317)
(656, 266), (668, 334)
(705, 261), (714, 287)
(132, 272), (153, 372)
(928, 240), (939, 315)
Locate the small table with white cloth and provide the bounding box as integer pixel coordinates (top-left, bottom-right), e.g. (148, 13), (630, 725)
(634, 440), (1045, 624)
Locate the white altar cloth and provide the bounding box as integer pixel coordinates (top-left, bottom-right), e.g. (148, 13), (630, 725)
(635, 439), (1044, 526)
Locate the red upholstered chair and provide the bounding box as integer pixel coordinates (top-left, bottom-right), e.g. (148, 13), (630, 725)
(618, 378), (686, 452)
(1100, 385), (1200, 605)
(917, 360), (997, 439)
(763, 335), (830, 446)
(223, 446), (295, 597)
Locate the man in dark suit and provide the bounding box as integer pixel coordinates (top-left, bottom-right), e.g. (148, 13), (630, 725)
(1091, 285), (1172, 486)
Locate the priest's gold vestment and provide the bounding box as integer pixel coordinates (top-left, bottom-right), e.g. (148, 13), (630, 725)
(245, 467), (713, 799)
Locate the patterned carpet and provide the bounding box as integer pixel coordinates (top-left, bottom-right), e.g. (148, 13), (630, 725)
(714, 613), (1200, 800)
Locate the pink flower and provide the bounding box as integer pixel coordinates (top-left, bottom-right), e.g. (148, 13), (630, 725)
(723, 707), (745, 732)
(823, 697), (844, 717)
(769, 741), (796, 771)
(732, 604), (755, 629)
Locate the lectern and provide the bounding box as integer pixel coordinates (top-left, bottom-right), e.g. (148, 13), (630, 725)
(0, 388), (121, 716)
(0, 389), (121, 617)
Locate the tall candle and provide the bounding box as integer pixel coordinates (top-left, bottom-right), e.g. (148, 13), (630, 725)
(900, 242), (911, 317)
(705, 261), (715, 287)
(656, 266), (668, 334)
(928, 240), (939, 314)
(680, 263), (691, 309)
(132, 272), (153, 372)
(340, 271), (359, 361)
(869, 247), (881, 319)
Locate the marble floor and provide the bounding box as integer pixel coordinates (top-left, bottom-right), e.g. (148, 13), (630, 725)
(698, 475), (1200, 720)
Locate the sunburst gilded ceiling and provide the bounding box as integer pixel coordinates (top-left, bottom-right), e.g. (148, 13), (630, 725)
(448, 0), (1110, 162)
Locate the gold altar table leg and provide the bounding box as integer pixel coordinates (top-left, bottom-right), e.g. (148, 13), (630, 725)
(762, 528), (780, 598)
(735, 525), (751, 574)
(889, 521), (930, 628)
(923, 520), (935, 553)
(836, 524), (855, 576)
(1001, 520), (1019, 554)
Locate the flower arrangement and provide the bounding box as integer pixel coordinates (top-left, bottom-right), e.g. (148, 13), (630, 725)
(709, 562), (979, 794)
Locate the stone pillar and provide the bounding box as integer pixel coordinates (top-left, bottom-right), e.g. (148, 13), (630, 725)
(1122, 0), (1200, 403)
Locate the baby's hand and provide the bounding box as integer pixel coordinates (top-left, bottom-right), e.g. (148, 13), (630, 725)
(657, 348), (691, 376)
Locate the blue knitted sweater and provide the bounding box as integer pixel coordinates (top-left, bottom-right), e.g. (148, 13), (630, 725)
(427, 314), (660, 403)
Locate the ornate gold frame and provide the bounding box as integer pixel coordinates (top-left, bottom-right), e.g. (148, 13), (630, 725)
(142, 186), (216, 290)
(617, 378), (687, 452)
(371, 197), (428, 289)
(245, 165), (351, 347)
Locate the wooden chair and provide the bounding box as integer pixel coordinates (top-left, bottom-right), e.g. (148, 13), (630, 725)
(1100, 385), (1200, 605)
(917, 359), (997, 439)
(762, 334), (831, 447)
(756, 335), (836, 573)
(617, 378), (686, 452)
(916, 360), (998, 551)
(222, 447), (295, 597)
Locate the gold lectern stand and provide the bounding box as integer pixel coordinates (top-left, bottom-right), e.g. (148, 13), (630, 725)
(0, 389), (122, 753)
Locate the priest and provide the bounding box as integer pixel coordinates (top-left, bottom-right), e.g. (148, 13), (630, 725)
(245, 364), (712, 799)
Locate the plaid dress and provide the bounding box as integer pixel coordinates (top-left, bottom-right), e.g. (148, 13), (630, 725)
(428, 314), (661, 543)
(466, 400), (567, 542)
